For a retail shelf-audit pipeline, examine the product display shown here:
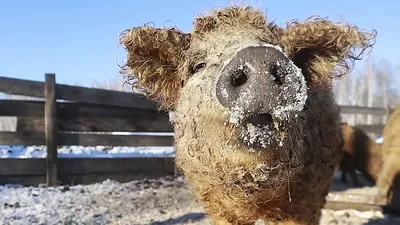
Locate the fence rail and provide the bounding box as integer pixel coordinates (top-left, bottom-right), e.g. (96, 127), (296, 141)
(0, 74), (395, 212)
(0, 76), (158, 110)
(0, 158), (175, 186)
(339, 105), (392, 135)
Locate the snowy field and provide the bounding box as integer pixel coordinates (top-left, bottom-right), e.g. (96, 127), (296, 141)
(1, 135), (397, 225)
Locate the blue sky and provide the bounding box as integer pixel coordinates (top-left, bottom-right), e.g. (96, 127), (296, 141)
(0, 0), (399, 89)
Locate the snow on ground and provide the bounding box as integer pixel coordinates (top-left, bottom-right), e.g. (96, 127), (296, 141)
(0, 145), (174, 158)
(1, 176), (400, 225)
(0, 132), (175, 158)
(0, 176), (203, 225)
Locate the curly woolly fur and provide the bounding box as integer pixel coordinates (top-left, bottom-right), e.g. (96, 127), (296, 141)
(119, 5), (376, 225)
(376, 106), (400, 210)
(118, 26), (190, 110)
(339, 122), (383, 186)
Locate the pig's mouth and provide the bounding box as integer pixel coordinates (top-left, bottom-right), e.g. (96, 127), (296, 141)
(236, 112), (285, 149)
(245, 113), (274, 127)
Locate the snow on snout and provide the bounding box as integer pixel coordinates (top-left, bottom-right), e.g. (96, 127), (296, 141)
(271, 58), (308, 120)
(226, 43), (308, 125)
(223, 43), (308, 148)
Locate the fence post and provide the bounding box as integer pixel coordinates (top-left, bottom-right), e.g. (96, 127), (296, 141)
(45, 73), (58, 186)
(384, 104), (390, 125)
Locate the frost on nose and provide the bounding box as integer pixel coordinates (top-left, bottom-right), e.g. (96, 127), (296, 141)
(214, 43), (309, 149)
(215, 43), (308, 125)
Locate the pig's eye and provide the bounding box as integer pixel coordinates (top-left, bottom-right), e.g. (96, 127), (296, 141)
(190, 61), (207, 74)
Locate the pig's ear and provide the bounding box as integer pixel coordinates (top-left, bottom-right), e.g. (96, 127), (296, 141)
(279, 18), (377, 88)
(119, 25), (191, 110)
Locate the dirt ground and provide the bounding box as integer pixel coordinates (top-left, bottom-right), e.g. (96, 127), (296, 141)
(110, 175), (400, 225)
(2, 175), (400, 225)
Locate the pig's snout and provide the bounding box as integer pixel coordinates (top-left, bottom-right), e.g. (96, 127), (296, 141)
(216, 45), (307, 122)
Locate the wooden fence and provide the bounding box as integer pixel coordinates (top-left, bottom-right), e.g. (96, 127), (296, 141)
(0, 74), (396, 212)
(0, 74), (175, 186)
(339, 105), (393, 137)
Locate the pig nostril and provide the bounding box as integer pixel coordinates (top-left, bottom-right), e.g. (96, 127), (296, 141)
(231, 69), (248, 87)
(270, 64), (283, 85)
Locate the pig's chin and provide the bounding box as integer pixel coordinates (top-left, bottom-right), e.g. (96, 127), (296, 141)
(236, 113), (282, 149)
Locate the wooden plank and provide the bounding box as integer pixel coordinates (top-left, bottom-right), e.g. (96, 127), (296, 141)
(3, 102), (172, 133)
(0, 76), (159, 110)
(324, 201), (384, 211)
(0, 77), (44, 98)
(340, 105), (389, 115)
(56, 83), (159, 110)
(326, 192), (386, 205)
(0, 158), (175, 176)
(0, 132), (45, 145)
(0, 159), (46, 176)
(1, 100), (172, 132)
(58, 158), (174, 174)
(57, 132), (175, 146)
(0, 100), (44, 117)
(0, 132), (174, 146)
(45, 73), (58, 186)
(0, 173), (173, 186)
(0, 100), (167, 118)
(0, 158), (176, 185)
(17, 116), (173, 132)
(0, 176), (46, 186)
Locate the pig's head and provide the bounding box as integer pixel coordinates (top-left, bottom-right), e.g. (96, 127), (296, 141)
(119, 6), (375, 193)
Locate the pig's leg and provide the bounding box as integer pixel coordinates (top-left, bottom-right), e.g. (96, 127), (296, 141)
(349, 169), (362, 186)
(341, 171), (347, 183)
(339, 159), (349, 184)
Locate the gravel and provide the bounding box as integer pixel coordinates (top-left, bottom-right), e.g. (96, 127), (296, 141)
(1, 176), (400, 225)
